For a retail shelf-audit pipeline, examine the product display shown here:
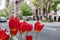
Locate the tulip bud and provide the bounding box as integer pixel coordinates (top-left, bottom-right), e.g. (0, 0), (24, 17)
(26, 24), (33, 32)
(35, 21), (44, 32)
(26, 35), (32, 40)
(9, 17), (20, 36)
(0, 29), (9, 40)
(19, 21), (27, 34)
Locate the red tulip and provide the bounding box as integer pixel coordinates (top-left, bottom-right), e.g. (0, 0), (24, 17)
(26, 35), (32, 40)
(35, 21), (44, 32)
(26, 24), (33, 32)
(19, 21), (27, 34)
(0, 29), (9, 40)
(35, 21), (41, 25)
(35, 21), (40, 28)
(9, 17), (20, 36)
(39, 23), (44, 31)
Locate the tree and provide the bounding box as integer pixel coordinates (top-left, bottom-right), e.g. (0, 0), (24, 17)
(52, 0), (60, 11)
(20, 3), (33, 16)
(0, 11), (6, 17)
(4, 1), (13, 18)
(31, 0), (53, 18)
(44, 0), (52, 16)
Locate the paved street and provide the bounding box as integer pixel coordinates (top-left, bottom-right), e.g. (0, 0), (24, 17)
(0, 21), (60, 40)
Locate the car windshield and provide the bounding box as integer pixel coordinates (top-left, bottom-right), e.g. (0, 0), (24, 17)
(0, 17), (6, 18)
(0, 17), (5, 18)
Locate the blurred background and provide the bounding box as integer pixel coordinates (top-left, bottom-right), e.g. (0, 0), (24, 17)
(0, 0), (60, 22)
(0, 0), (60, 40)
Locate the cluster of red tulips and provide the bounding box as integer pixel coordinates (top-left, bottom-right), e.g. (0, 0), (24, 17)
(0, 17), (44, 40)
(9, 17), (33, 40)
(9, 17), (44, 40)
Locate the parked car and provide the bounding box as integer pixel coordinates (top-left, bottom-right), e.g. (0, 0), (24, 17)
(23, 16), (33, 21)
(0, 17), (7, 22)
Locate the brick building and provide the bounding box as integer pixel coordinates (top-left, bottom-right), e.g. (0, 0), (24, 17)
(9, 0), (24, 18)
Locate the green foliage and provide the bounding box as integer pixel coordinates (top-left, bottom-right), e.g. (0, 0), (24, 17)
(20, 3), (33, 16)
(42, 19), (53, 22)
(32, 0), (39, 7)
(52, 1), (60, 10)
(0, 10), (9, 17)
(0, 12), (6, 17)
(4, 9), (9, 17)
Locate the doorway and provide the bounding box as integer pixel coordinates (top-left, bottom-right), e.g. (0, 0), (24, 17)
(36, 9), (38, 16)
(58, 16), (60, 22)
(54, 16), (56, 21)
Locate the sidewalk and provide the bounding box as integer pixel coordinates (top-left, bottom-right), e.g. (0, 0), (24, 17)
(42, 22), (60, 26)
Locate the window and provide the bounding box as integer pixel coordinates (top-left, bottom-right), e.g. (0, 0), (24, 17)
(36, 9), (38, 16)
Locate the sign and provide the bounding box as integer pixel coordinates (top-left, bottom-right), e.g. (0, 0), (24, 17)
(0, 0), (6, 10)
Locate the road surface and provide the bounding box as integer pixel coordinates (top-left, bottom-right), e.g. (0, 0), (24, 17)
(0, 21), (60, 40)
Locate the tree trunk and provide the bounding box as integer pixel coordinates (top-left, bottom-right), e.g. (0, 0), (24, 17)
(45, 3), (48, 19)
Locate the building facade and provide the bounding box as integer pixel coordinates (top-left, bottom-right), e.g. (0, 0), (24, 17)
(9, 0), (24, 18)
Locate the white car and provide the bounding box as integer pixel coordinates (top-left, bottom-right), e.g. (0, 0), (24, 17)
(0, 17), (7, 22)
(23, 16), (33, 21)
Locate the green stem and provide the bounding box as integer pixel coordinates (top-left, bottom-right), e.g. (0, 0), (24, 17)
(20, 33), (22, 40)
(9, 36), (13, 40)
(25, 32), (28, 40)
(36, 32), (38, 40)
(25, 32), (28, 37)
